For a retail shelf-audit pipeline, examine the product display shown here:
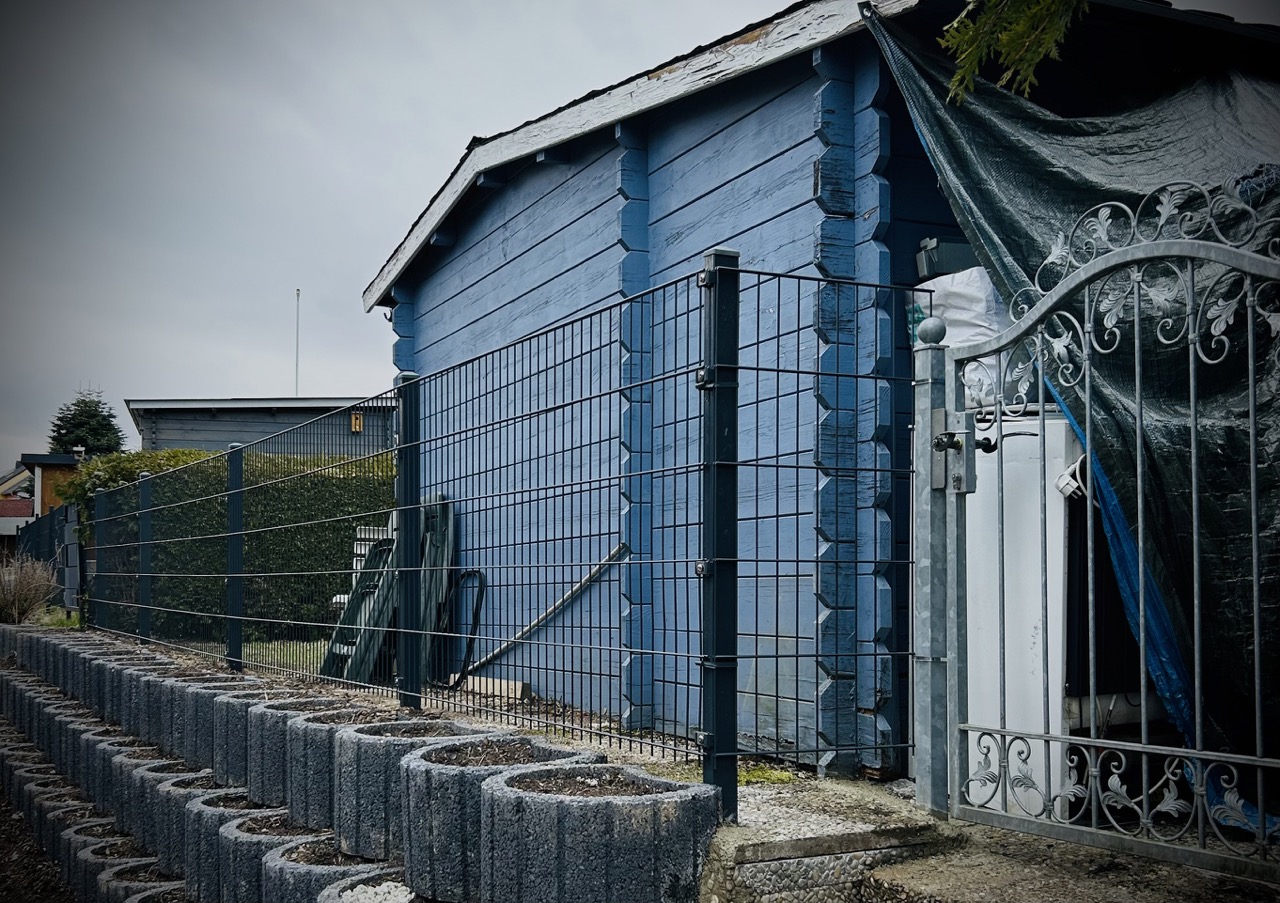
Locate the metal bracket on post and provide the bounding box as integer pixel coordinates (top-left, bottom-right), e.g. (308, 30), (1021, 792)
(395, 371), (423, 709)
(226, 445), (244, 671)
(137, 473), (152, 642)
(699, 247), (740, 821)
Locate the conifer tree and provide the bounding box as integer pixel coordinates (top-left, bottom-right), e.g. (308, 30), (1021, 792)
(47, 389), (126, 456)
(940, 0), (1088, 102)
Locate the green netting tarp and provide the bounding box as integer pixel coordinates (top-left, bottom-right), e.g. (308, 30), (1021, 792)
(866, 10), (1280, 819)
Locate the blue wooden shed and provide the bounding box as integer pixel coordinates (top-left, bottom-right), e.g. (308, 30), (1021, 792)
(362, 0), (956, 772)
(361, 0), (1279, 775)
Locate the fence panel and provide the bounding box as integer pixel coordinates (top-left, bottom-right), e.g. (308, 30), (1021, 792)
(82, 255), (928, 800)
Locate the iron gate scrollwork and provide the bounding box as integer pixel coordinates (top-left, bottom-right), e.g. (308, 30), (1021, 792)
(914, 178), (1280, 880)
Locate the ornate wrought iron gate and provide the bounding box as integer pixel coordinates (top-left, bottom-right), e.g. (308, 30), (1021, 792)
(913, 183), (1280, 881)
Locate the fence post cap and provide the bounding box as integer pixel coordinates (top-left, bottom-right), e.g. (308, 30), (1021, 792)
(227, 442), (242, 450)
(396, 371), (419, 386)
(917, 316), (947, 345)
(702, 247), (740, 266)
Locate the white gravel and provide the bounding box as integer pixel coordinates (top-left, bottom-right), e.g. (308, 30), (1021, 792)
(338, 878), (414, 903)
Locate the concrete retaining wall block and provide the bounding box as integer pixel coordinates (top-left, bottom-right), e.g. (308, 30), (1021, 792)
(126, 759), (198, 857)
(20, 775), (75, 827)
(38, 798), (96, 856)
(260, 836), (385, 903)
(181, 677), (259, 770)
(401, 735), (604, 903)
(96, 856), (168, 903)
(108, 746), (168, 836)
(316, 868), (406, 903)
(56, 816), (121, 884)
(218, 810), (324, 903)
(211, 688), (297, 787)
(480, 764), (720, 903)
(73, 837), (153, 903)
(338, 717), (503, 860)
(285, 708), (388, 831)
(152, 772), (217, 877)
(184, 787), (273, 903)
(125, 666), (185, 741)
(245, 697), (342, 807)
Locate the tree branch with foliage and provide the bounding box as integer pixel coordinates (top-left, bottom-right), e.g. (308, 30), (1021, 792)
(940, 0), (1088, 102)
(47, 389), (126, 455)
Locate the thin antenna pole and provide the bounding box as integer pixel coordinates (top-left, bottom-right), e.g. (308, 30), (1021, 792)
(295, 288), (301, 397)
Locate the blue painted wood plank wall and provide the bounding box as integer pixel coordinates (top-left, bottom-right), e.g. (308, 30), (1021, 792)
(387, 35), (960, 768)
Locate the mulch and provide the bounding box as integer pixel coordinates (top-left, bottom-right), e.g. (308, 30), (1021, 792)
(0, 791), (75, 903)
(508, 770), (661, 797)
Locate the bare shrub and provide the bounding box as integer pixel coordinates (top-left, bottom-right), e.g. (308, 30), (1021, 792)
(0, 552), (61, 624)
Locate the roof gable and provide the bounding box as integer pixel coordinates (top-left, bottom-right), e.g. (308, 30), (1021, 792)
(362, 0), (919, 311)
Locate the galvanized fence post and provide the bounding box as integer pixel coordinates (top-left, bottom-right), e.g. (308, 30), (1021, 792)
(137, 472), (152, 642)
(396, 371), (423, 709)
(92, 488), (108, 631)
(226, 444), (244, 671)
(699, 247), (740, 820)
(912, 321), (950, 814)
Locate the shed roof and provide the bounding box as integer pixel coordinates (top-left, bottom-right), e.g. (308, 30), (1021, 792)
(362, 0), (1280, 312)
(124, 396), (393, 438)
(362, 0), (919, 311)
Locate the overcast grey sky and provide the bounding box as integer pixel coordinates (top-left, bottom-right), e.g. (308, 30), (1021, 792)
(2, 0), (1276, 472)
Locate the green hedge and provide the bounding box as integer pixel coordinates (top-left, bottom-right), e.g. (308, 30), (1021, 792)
(74, 450), (395, 645)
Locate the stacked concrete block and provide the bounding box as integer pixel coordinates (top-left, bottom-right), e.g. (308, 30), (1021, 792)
(39, 797), (97, 855)
(401, 735), (604, 902)
(107, 745), (167, 826)
(180, 675), (259, 769)
(56, 818), (123, 884)
(336, 717), (502, 860)
(211, 687), (298, 786)
(152, 772), (217, 877)
(184, 787), (273, 903)
(96, 859), (177, 903)
(85, 734), (155, 814)
(20, 773), (75, 826)
(126, 760), (200, 862)
(316, 868), (407, 903)
(73, 837), (154, 903)
(286, 708), (394, 830)
(9, 761), (58, 804)
(246, 697), (343, 807)
(480, 764), (719, 903)
(122, 665), (185, 740)
(218, 810), (324, 903)
(261, 836), (386, 903)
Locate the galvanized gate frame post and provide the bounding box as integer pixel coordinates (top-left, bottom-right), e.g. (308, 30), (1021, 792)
(699, 247), (740, 820)
(396, 370), (423, 709)
(913, 317), (976, 817)
(912, 333), (949, 814)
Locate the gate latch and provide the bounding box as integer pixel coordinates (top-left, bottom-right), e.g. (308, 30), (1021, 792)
(930, 409), (976, 493)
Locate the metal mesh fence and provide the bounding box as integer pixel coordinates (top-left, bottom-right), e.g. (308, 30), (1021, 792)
(85, 261), (929, 786)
